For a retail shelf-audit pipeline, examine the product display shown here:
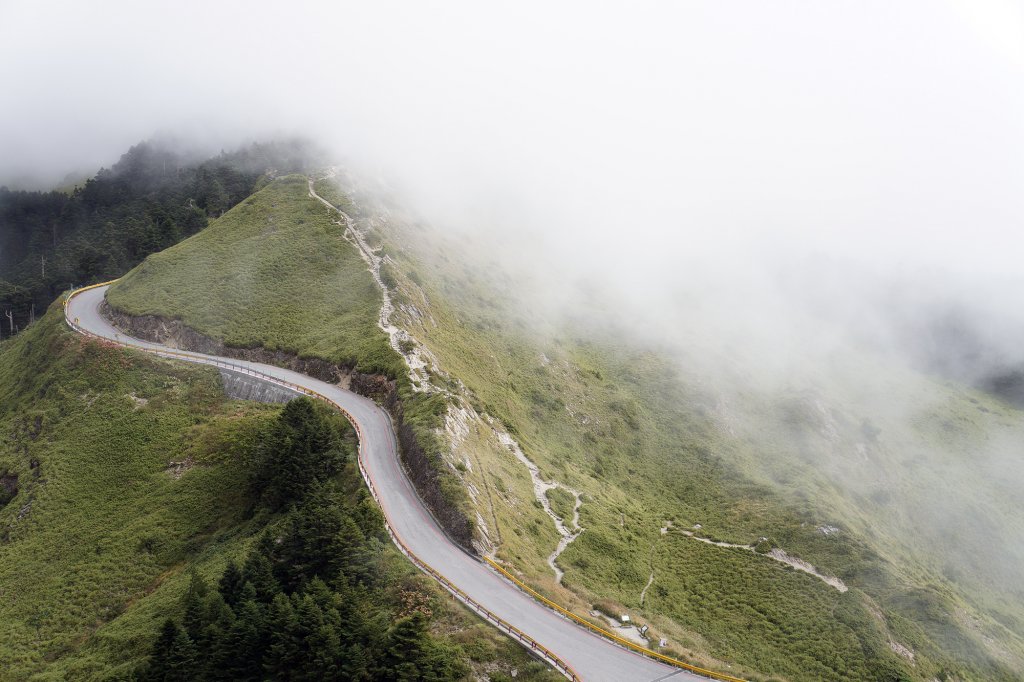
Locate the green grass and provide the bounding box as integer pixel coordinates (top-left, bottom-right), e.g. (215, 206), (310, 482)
(545, 487), (576, 527)
(373, 207), (1024, 681)
(0, 304), (277, 678)
(313, 177), (358, 217)
(644, 535), (900, 682)
(0, 304), (560, 681)
(107, 174), (402, 378)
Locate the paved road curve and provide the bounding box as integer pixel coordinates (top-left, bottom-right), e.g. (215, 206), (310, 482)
(66, 284), (710, 682)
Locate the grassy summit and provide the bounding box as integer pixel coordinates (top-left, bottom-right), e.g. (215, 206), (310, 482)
(107, 174), (401, 378)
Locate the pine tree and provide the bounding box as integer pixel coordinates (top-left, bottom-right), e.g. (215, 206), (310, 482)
(242, 550), (279, 603)
(264, 592), (301, 680)
(385, 612), (430, 682)
(255, 398), (345, 508)
(210, 599), (266, 681)
(164, 628), (199, 681)
(182, 570), (209, 642)
(218, 560), (244, 607)
(146, 618), (181, 681)
(341, 642), (373, 681)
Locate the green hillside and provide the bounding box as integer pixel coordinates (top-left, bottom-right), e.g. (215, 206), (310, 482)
(104, 171), (1024, 681)
(106, 174), (399, 377)
(382, 214), (1024, 679)
(0, 303), (557, 680)
(106, 172), (474, 547)
(0, 304), (273, 677)
(358, 185), (1024, 681)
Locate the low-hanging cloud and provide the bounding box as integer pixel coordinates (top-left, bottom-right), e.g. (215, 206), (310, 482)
(4, 0), (1024, 640)
(2, 0), (1023, 374)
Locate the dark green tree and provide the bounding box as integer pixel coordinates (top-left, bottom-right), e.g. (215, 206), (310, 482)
(255, 398), (346, 508)
(218, 560), (244, 607)
(182, 570), (209, 642)
(242, 549), (279, 603)
(263, 592), (301, 679)
(210, 598), (266, 681)
(146, 619), (198, 681)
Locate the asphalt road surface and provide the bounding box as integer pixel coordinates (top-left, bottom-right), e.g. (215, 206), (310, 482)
(66, 284), (712, 682)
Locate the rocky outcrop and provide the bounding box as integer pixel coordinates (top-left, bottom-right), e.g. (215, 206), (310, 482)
(383, 388), (475, 551)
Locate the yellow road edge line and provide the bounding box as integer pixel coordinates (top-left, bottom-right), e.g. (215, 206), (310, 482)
(62, 282), (582, 681)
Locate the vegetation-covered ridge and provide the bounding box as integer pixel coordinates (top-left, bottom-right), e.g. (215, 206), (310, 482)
(346, 178), (1024, 682)
(138, 397), (554, 681)
(106, 173), (476, 549)
(0, 302), (558, 681)
(0, 139), (322, 337)
(99, 162), (1024, 680)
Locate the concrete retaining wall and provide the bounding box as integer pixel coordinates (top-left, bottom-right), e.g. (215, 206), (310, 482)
(219, 369), (301, 404)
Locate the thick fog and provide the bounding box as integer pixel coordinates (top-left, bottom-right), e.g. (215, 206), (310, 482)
(3, 0), (1024, 378)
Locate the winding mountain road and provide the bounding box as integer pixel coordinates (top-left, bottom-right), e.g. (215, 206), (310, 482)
(65, 284), (718, 682)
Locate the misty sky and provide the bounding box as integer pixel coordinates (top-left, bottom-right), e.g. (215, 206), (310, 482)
(3, 0), (1023, 352)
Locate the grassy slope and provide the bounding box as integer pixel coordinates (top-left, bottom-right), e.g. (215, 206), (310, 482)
(106, 175), (471, 522)
(0, 306), (558, 681)
(106, 175), (471, 529)
(107, 174), (401, 377)
(376, 211), (1024, 681)
(0, 304), (277, 679)
(103, 172), (1023, 680)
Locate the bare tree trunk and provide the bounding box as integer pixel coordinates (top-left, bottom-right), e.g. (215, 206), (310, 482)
(5, 309), (13, 334)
